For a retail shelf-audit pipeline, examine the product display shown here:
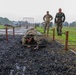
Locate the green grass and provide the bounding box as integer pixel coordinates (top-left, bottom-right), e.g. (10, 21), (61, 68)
(55, 27), (76, 43)
(0, 25), (15, 29)
(0, 25), (5, 29)
(36, 26), (76, 51)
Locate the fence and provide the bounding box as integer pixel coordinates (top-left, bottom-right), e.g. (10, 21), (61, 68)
(38, 27), (69, 50)
(4, 25), (15, 41)
(1, 26), (75, 51)
(50, 28), (75, 51)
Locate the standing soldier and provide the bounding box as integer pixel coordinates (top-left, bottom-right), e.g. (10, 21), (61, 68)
(55, 8), (65, 36)
(43, 11), (53, 35)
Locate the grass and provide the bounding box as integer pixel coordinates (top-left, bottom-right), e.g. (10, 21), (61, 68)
(0, 25), (15, 29)
(0, 25), (5, 29)
(36, 26), (76, 52)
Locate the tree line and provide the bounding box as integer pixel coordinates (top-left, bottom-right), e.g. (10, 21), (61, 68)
(0, 17), (12, 25)
(0, 17), (76, 27)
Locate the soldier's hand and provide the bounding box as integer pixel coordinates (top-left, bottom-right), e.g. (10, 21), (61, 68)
(62, 21), (64, 22)
(33, 46), (39, 50)
(27, 45), (31, 48)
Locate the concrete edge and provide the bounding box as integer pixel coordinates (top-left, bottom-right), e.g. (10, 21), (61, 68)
(69, 49), (76, 55)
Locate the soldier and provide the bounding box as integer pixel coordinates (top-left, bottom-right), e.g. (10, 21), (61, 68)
(21, 28), (37, 46)
(43, 11), (53, 35)
(21, 28), (39, 50)
(55, 8), (65, 36)
(21, 28), (46, 50)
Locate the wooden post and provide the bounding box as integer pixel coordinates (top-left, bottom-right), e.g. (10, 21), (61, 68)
(52, 28), (55, 41)
(65, 31), (69, 50)
(13, 27), (15, 37)
(6, 27), (8, 41)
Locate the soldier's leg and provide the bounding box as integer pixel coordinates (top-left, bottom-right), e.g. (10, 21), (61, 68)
(58, 26), (61, 35)
(44, 23), (47, 33)
(58, 22), (62, 35)
(56, 23), (59, 35)
(47, 23), (50, 35)
(60, 23), (62, 36)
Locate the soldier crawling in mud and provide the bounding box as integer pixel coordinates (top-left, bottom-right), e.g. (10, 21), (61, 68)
(20, 28), (46, 50)
(55, 8), (65, 36)
(43, 11), (53, 35)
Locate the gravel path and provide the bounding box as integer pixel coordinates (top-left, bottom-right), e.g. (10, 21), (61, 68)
(0, 35), (76, 75)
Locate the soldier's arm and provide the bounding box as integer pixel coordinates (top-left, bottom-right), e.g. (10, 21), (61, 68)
(54, 13), (57, 23)
(21, 37), (30, 47)
(21, 37), (26, 45)
(43, 15), (46, 21)
(62, 13), (65, 22)
(50, 15), (53, 20)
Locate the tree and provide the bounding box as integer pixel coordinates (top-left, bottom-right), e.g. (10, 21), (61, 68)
(0, 17), (13, 25)
(63, 21), (69, 27)
(70, 21), (76, 27)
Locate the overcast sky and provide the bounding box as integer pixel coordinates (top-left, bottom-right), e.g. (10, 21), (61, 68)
(0, 0), (76, 23)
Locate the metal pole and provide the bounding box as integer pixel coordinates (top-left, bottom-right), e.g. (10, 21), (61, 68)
(65, 31), (69, 50)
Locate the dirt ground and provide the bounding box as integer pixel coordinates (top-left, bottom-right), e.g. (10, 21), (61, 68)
(0, 35), (76, 75)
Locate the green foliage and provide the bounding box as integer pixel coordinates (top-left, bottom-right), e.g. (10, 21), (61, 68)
(0, 25), (5, 29)
(0, 17), (12, 25)
(36, 27), (44, 33)
(0, 25), (14, 29)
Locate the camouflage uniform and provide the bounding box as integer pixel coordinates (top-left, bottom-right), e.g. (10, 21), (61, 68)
(21, 28), (38, 45)
(55, 12), (65, 36)
(21, 28), (47, 49)
(43, 11), (53, 34)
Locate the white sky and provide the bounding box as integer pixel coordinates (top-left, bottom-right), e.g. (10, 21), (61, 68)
(0, 0), (76, 23)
